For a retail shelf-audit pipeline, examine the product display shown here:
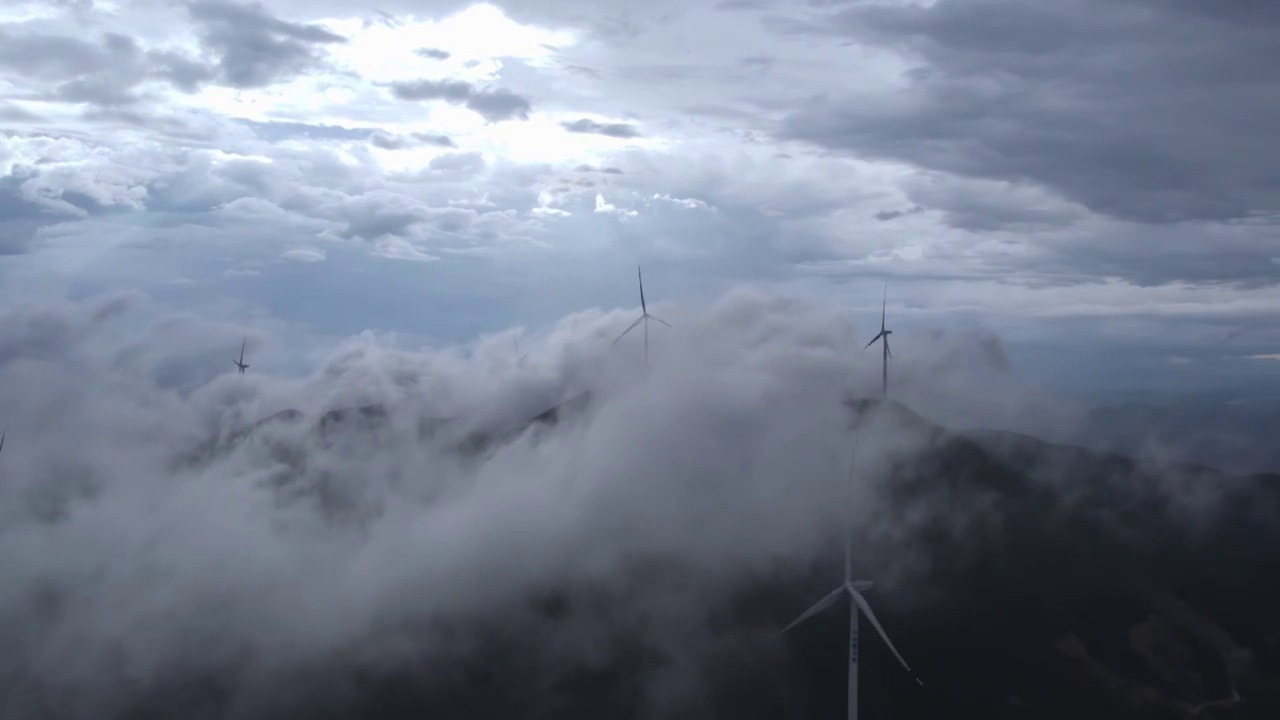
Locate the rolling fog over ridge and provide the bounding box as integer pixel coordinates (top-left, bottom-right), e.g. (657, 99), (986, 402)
(2, 288), (1277, 719)
(3, 0), (1280, 715)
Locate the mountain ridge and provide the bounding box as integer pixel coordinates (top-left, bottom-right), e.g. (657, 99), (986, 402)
(118, 393), (1280, 719)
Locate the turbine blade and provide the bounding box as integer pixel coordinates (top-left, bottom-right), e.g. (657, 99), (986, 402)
(781, 586), (845, 635)
(885, 336), (892, 360)
(638, 265), (647, 314)
(0, 431), (5, 455)
(648, 314), (672, 328)
(881, 281), (888, 332)
(848, 588), (924, 686)
(240, 337), (246, 363)
(611, 316), (644, 345)
(864, 331), (884, 350)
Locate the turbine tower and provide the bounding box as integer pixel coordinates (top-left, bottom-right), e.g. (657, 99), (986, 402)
(611, 265), (671, 370)
(781, 440), (923, 720)
(233, 336), (250, 374)
(0, 431), (5, 456)
(863, 282), (892, 398)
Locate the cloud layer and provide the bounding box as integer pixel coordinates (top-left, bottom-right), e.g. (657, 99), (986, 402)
(0, 284), (1092, 717)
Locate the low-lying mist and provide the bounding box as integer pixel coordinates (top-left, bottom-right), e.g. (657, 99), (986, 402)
(0, 287), (1244, 719)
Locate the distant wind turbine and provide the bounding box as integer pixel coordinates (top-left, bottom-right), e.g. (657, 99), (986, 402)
(781, 439), (923, 720)
(611, 265), (671, 369)
(514, 337), (529, 365)
(0, 431), (5, 456)
(234, 336), (250, 374)
(864, 282), (893, 398)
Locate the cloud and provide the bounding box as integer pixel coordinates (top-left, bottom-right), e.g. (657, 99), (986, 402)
(1, 0), (1278, 420)
(415, 47), (451, 60)
(280, 247), (325, 263)
(186, 0), (348, 89)
(427, 150), (486, 178)
(0, 30), (150, 106)
(873, 206), (924, 222)
(561, 118), (643, 139)
(368, 130), (457, 150)
(1, 286), (1263, 717)
(774, 0), (1280, 225)
(389, 78), (533, 122)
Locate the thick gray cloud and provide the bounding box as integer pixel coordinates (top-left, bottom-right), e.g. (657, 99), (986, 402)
(390, 79), (533, 122)
(0, 30), (152, 106)
(0, 1), (348, 105)
(561, 118), (642, 138)
(369, 130), (457, 150)
(775, 0), (1280, 226)
(186, 0), (347, 89)
(0, 286), (1113, 717)
(427, 150), (486, 178)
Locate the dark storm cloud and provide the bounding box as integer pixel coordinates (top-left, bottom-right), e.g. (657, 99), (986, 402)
(560, 118), (643, 139)
(185, 0), (347, 88)
(390, 79), (533, 122)
(776, 0), (1280, 225)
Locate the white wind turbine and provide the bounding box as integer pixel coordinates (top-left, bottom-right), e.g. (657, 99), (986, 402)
(611, 265), (671, 370)
(863, 282), (893, 398)
(781, 441), (923, 720)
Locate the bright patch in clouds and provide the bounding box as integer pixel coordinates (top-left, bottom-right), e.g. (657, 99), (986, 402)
(323, 4), (578, 74)
(1, 0), (1279, 411)
(161, 2), (660, 170)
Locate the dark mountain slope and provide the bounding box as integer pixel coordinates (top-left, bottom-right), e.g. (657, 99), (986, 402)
(89, 397), (1280, 719)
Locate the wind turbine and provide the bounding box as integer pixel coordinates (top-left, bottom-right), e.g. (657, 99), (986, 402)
(233, 336), (249, 374)
(864, 282), (892, 398)
(514, 337), (529, 365)
(781, 439), (923, 720)
(0, 431), (5, 456)
(611, 265), (671, 369)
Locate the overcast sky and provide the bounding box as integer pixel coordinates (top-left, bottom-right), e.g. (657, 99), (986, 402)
(2, 0), (1278, 399)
